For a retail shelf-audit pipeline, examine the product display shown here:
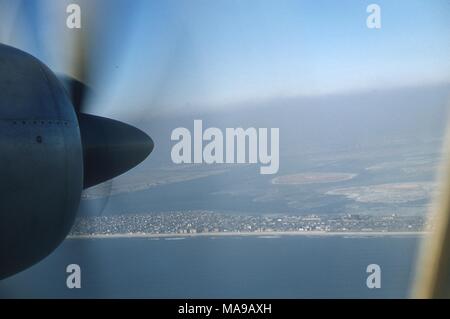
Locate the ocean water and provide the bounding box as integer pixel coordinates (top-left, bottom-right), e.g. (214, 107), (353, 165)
(0, 235), (420, 298)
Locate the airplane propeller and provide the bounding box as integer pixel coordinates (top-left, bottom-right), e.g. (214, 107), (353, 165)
(0, 0), (153, 290)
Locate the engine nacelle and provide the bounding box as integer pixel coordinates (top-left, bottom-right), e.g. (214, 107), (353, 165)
(0, 44), (83, 279)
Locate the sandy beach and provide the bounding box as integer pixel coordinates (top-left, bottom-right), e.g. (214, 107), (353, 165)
(67, 230), (427, 240)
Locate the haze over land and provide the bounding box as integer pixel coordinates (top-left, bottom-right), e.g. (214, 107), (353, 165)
(272, 173), (357, 185)
(80, 84), (450, 224)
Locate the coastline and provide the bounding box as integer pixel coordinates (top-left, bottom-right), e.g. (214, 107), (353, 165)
(67, 230), (427, 240)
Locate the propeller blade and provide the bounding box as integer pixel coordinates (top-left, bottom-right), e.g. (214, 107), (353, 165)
(58, 75), (92, 113)
(58, 0), (142, 115)
(0, 1), (17, 44)
(0, 0), (39, 50)
(79, 179), (113, 217)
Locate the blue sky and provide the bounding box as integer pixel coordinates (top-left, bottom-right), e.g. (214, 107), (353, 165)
(3, 0), (450, 116)
(108, 0), (450, 116)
